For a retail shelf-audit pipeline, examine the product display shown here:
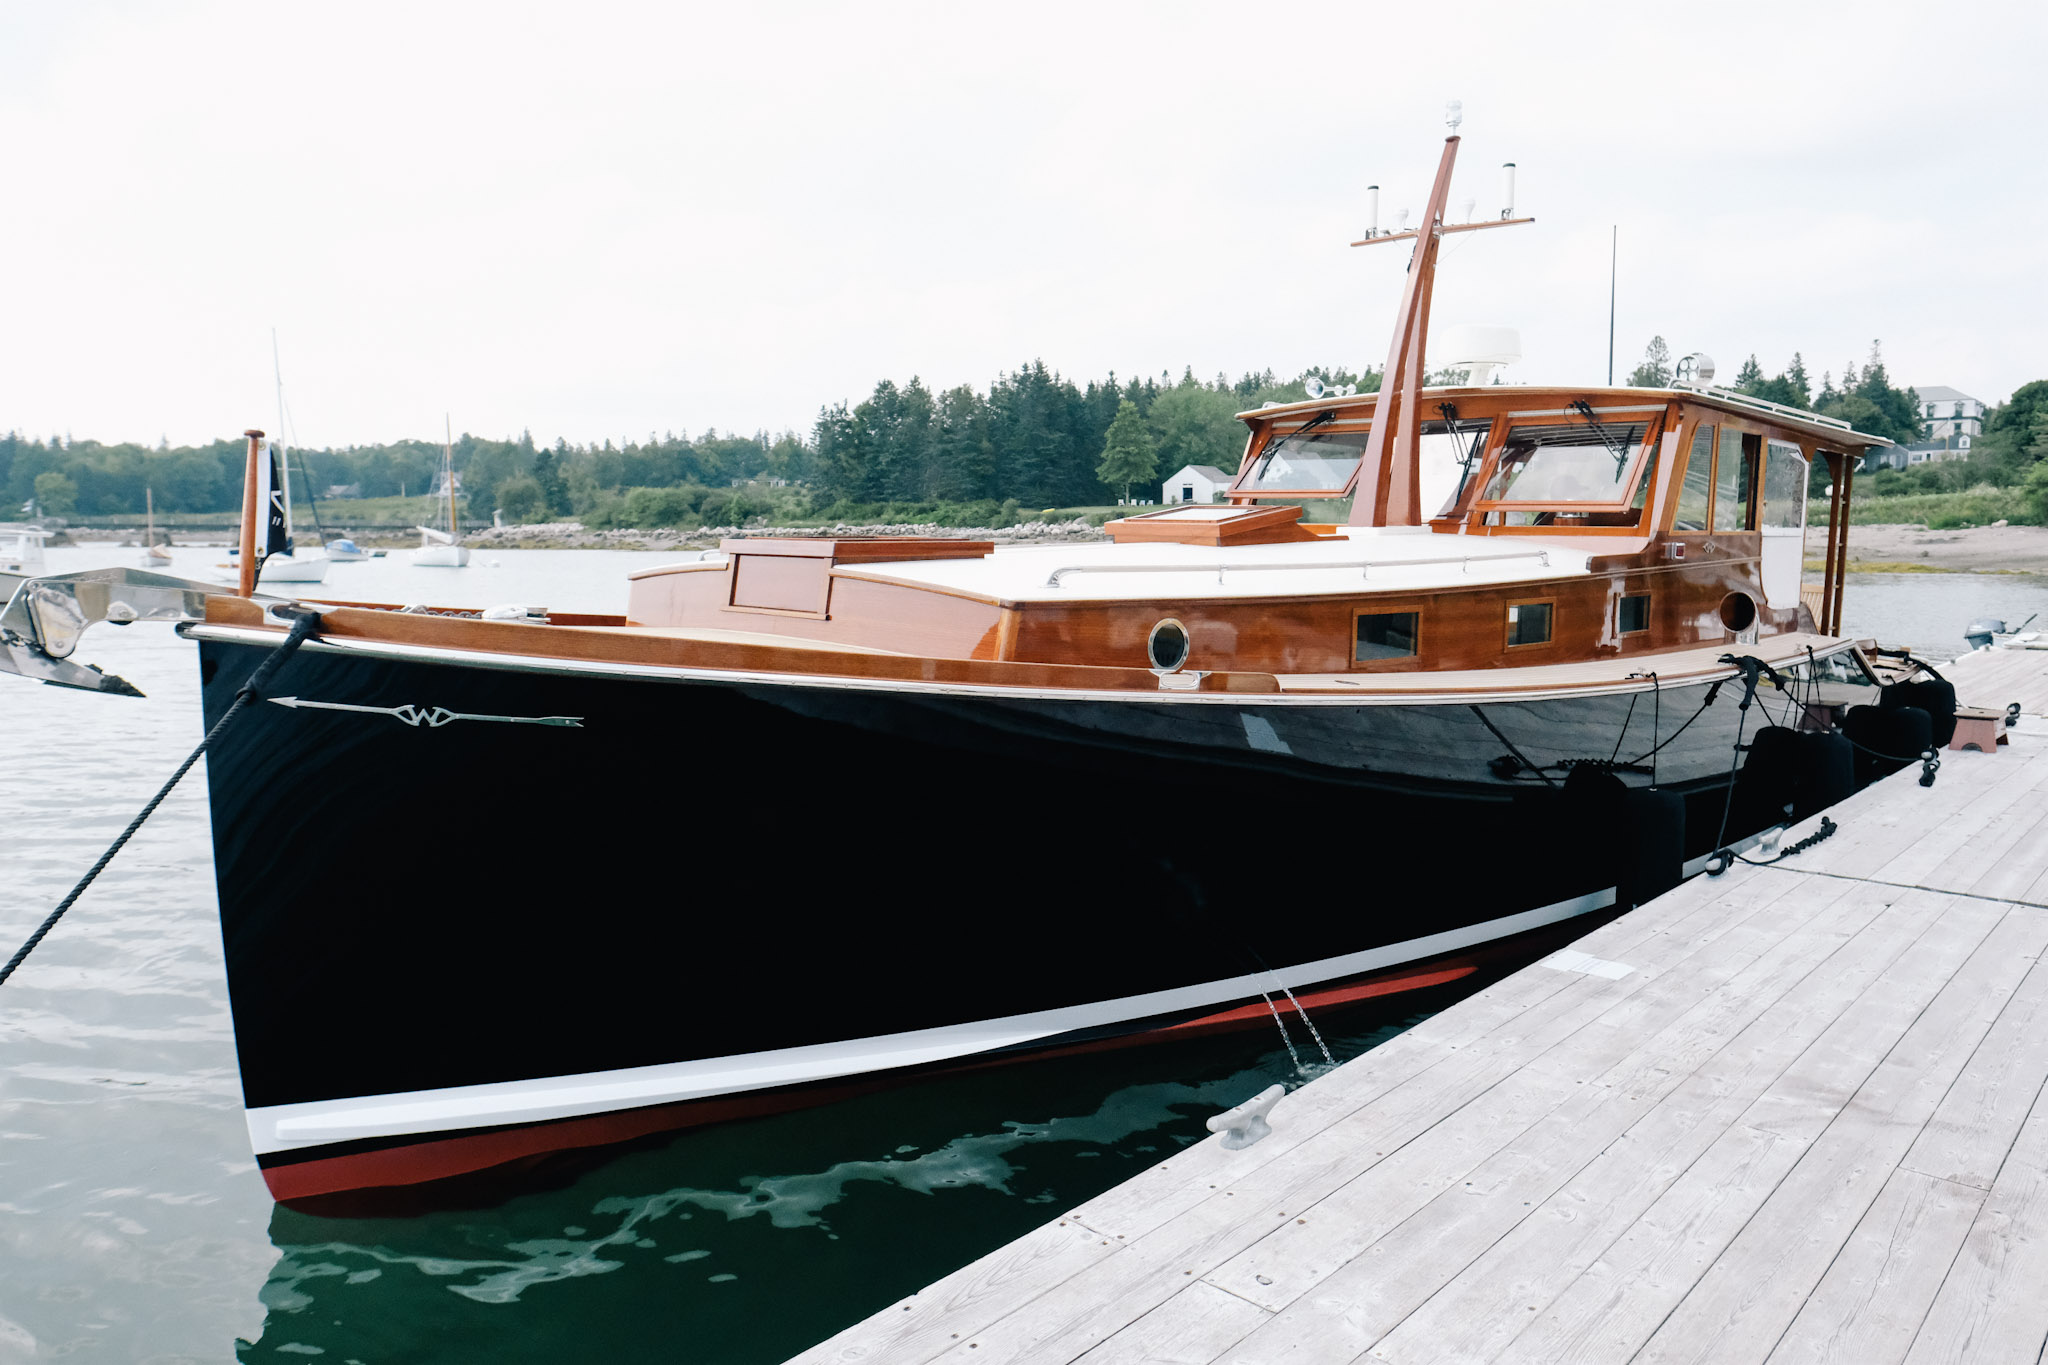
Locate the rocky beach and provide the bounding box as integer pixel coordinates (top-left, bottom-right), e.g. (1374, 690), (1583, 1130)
(1804, 522), (2048, 574)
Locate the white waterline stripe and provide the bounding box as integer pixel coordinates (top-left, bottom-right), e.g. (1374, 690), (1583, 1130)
(249, 888), (1615, 1153)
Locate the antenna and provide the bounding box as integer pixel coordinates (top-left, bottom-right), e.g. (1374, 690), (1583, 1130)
(271, 328), (287, 458)
(1500, 163), (1516, 219)
(1607, 226), (1617, 386)
(1365, 184), (1379, 238)
(1445, 99), (1463, 133)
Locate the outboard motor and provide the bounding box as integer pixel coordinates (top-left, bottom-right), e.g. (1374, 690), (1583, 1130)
(1965, 616), (2005, 650)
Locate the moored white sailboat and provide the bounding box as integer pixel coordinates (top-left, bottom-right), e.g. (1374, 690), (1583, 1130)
(140, 487), (173, 567)
(413, 416), (470, 567)
(256, 332), (329, 583)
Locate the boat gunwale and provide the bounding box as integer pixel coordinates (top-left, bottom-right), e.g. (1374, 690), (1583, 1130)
(183, 618), (1858, 707)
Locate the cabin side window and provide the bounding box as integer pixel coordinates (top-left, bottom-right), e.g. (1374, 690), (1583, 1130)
(1355, 611), (1420, 661)
(1713, 429), (1758, 532)
(1674, 425), (1713, 530)
(1618, 593), (1650, 634)
(1761, 441), (1808, 529)
(1506, 601), (1552, 647)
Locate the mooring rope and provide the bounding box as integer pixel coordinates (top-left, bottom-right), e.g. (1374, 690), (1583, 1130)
(0, 610), (323, 988)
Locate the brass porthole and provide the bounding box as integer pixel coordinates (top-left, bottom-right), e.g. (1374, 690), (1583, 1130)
(1147, 618), (1191, 672)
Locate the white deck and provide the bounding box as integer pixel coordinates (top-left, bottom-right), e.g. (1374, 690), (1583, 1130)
(791, 673), (2048, 1364)
(846, 526), (1610, 603)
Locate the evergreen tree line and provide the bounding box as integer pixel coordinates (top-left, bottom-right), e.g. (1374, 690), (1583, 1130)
(14, 347), (2042, 528)
(1625, 336), (1926, 445)
(0, 363), (1375, 526)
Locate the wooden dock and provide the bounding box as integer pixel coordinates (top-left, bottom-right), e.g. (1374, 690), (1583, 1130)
(795, 683), (2048, 1363)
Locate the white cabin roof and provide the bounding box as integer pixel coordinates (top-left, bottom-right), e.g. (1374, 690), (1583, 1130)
(842, 526), (1604, 604)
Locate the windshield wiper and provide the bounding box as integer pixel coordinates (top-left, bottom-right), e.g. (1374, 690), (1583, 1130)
(1438, 401), (1487, 502)
(1569, 400), (1633, 476)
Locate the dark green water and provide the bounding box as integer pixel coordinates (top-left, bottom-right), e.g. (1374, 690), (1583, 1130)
(245, 997), (1464, 1364)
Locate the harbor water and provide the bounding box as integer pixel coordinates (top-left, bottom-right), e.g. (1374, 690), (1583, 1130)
(1, 548), (2040, 1363)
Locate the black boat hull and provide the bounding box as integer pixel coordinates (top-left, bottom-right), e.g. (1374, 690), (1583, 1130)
(194, 629), (1829, 1199)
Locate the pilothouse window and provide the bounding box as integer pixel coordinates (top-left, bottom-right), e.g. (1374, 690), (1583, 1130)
(1480, 422), (1650, 504)
(1240, 425), (1369, 493)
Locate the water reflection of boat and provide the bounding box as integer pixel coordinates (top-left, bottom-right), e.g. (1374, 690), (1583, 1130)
(3, 120), (1911, 1203)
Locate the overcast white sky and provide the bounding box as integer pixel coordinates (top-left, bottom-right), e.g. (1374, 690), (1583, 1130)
(2, 1), (2043, 449)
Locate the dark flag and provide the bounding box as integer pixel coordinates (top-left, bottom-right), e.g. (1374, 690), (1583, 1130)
(254, 440), (292, 561)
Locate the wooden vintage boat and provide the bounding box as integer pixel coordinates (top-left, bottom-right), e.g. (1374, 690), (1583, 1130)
(0, 127), (1906, 1203)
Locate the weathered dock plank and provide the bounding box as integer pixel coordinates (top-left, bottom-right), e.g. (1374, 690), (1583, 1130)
(791, 725), (2048, 1365)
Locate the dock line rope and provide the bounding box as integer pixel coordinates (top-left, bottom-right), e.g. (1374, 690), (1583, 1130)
(0, 609), (323, 988)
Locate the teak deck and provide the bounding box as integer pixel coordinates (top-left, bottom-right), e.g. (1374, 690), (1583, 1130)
(791, 674), (2048, 1364)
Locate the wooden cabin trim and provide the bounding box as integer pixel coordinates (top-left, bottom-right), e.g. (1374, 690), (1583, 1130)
(1103, 502), (1325, 547)
(828, 567), (1009, 608)
(190, 614), (1854, 706)
(195, 598), (1279, 695)
(191, 599), (1853, 705)
(626, 561), (724, 582)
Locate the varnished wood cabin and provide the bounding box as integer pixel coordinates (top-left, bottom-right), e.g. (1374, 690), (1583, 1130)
(624, 383), (1870, 683)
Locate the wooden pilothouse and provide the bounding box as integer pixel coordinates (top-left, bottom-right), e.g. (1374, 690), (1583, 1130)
(0, 118), (1909, 1204)
(625, 125), (1879, 680)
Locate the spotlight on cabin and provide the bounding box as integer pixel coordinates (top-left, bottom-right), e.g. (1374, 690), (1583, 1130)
(1304, 376), (1326, 399)
(1676, 353), (1717, 385)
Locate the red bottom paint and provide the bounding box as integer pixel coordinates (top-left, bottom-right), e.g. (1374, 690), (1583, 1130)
(262, 918), (1604, 1204)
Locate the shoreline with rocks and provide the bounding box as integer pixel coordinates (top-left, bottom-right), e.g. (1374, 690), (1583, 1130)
(455, 518), (1112, 550)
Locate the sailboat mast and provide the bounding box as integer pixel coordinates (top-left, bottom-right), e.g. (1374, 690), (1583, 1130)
(444, 414), (457, 540)
(272, 330), (294, 543)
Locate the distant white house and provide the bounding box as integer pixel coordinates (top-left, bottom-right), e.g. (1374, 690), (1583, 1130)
(1867, 439), (1973, 472)
(1913, 386), (1985, 443)
(1162, 464), (1234, 505)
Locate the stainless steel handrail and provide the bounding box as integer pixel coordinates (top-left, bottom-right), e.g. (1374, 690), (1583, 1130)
(1043, 549), (1552, 588)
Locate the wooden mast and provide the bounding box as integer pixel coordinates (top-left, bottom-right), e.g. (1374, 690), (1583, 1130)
(1343, 128), (1533, 527)
(1348, 135), (1461, 527)
(237, 429), (263, 598)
